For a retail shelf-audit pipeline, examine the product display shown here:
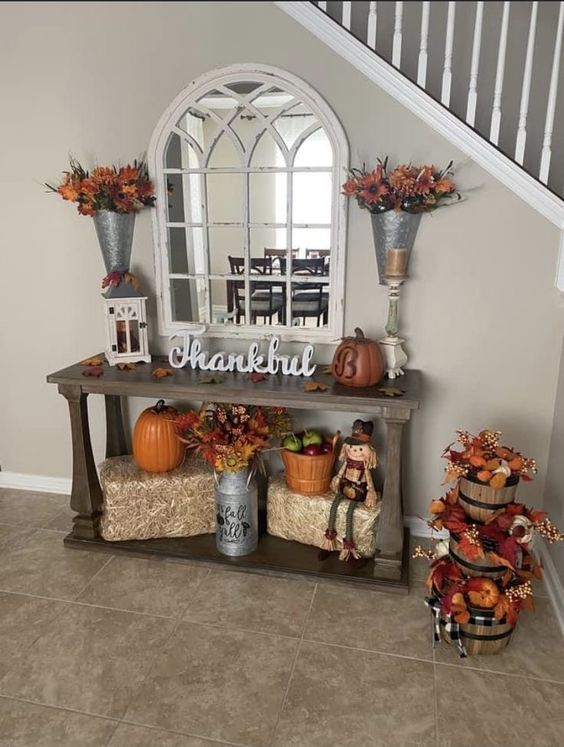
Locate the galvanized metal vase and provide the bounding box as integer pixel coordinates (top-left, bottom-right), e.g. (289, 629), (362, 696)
(214, 467), (258, 556)
(370, 211), (422, 285)
(93, 210), (136, 273)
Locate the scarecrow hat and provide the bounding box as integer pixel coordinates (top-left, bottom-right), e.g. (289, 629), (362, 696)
(344, 419), (373, 445)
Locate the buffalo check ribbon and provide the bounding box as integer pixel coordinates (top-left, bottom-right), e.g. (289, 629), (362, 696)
(425, 596), (467, 658)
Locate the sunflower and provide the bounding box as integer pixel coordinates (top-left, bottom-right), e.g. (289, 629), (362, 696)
(358, 172), (389, 205)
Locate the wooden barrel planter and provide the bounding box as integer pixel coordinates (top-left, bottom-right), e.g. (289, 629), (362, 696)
(281, 449), (337, 496)
(442, 607), (514, 655)
(449, 536), (509, 580)
(458, 473), (519, 522)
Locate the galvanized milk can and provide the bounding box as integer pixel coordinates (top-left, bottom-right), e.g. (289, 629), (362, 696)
(214, 467), (258, 556)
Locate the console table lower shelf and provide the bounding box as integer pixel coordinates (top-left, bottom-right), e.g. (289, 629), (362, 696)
(64, 521), (410, 594)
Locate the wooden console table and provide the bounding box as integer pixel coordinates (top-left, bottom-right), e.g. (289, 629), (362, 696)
(47, 359), (421, 592)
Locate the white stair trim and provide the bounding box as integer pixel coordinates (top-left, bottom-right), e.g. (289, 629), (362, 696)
(0, 471), (71, 495)
(274, 1), (564, 289)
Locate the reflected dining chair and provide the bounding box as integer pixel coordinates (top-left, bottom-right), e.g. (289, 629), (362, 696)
(280, 257), (329, 327)
(227, 256), (285, 324)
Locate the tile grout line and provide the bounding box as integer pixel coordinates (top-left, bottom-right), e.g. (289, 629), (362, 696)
(0, 587), (180, 621)
(71, 554), (115, 600)
(112, 566), (214, 732)
(115, 716), (252, 747)
(0, 693), (121, 724)
(432, 659), (564, 687)
(268, 582), (318, 747)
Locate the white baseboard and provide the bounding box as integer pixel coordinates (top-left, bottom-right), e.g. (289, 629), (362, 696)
(0, 471), (71, 495)
(536, 540), (564, 639)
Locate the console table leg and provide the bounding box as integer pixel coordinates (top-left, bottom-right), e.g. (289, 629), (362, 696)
(105, 394), (128, 458)
(58, 384), (102, 539)
(374, 412), (406, 576)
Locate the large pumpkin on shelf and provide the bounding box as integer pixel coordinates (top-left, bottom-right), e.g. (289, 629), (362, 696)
(133, 400), (184, 473)
(332, 328), (385, 388)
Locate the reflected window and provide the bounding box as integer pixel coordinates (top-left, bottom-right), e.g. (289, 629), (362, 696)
(150, 66), (348, 340)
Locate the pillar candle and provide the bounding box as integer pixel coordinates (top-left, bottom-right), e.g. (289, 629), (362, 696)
(385, 248), (408, 277)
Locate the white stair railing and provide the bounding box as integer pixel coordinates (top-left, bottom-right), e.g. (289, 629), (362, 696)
(312, 0), (564, 199)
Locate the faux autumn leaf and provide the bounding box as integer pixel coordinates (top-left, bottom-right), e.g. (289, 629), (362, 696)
(116, 362), (136, 371)
(82, 366), (104, 378)
(322, 364), (333, 375)
(80, 355), (104, 367)
(152, 367), (174, 379)
(199, 373), (224, 384)
(123, 271), (140, 291)
(377, 387), (405, 398)
(497, 535), (521, 567)
(457, 532), (485, 561)
(248, 372), (268, 383)
(446, 484), (460, 504)
(304, 380), (328, 392)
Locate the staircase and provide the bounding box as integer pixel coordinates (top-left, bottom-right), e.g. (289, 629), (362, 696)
(275, 1), (564, 287)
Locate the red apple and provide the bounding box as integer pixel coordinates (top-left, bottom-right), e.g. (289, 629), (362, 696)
(303, 444), (322, 456)
(320, 442), (333, 454)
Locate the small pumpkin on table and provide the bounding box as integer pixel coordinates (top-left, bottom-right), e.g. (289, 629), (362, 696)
(332, 328), (385, 388)
(133, 399), (185, 473)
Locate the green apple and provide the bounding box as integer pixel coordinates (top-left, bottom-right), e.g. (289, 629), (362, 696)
(282, 434), (303, 452)
(302, 430), (323, 448)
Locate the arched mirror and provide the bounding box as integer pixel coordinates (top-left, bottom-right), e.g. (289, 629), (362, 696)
(149, 64), (349, 342)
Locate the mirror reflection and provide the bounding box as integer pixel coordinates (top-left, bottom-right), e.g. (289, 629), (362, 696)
(163, 81), (335, 329)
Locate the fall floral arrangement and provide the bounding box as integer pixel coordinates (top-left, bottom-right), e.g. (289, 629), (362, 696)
(342, 157), (459, 214)
(176, 403), (291, 473)
(45, 157), (156, 216)
(441, 429), (537, 488)
(413, 428), (564, 656)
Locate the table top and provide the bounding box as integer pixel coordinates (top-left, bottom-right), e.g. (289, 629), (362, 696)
(47, 356), (421, 416)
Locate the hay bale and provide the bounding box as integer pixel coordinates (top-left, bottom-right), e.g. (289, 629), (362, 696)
(267, 475), (380, 557)
(99, 455), (215, 542)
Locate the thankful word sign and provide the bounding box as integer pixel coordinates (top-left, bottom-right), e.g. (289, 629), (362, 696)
(168, 331), (317, 377)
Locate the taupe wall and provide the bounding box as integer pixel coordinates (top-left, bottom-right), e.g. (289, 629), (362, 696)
(1, 1), (563, 526)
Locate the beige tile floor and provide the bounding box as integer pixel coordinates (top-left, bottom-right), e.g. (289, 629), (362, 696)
(0, 488), (563, 747)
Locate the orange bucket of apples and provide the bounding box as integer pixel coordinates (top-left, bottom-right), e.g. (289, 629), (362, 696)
(281, 430), (340, 496)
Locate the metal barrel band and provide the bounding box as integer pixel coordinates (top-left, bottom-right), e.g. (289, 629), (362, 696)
(449, 547), (504, 574)
(459, 628), (513, 642)
(458, 490), (513, 511)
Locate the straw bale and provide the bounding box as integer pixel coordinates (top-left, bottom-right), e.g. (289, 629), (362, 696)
(267, 475), (380, 557)
(99, 455), (215, 541)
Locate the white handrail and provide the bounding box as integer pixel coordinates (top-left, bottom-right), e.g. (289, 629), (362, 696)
(441, 2), (456, 107)
(540, 1), (564, 184)
(417, 2), (430, 88)
(490, 2), (511, 146)
(367, 1), (377, 50)
(515, 1), (538, 165)
(466, 1), (484, 127)
(318, 1), (327, 11)
(392, 2), (403, 68)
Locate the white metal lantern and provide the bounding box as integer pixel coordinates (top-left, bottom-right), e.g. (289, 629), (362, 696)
(103, 281), (151, 366)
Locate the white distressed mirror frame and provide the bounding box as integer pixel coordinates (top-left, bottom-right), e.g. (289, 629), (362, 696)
(148, 63), (349, 343)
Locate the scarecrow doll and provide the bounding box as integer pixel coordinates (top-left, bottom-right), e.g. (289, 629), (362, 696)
(319, 419), (379, 564)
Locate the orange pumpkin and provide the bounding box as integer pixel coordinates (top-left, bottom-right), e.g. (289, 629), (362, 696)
(332, 328), (385, 388)
(133, 399), (184, 473)
(466, 578), (500, 609)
